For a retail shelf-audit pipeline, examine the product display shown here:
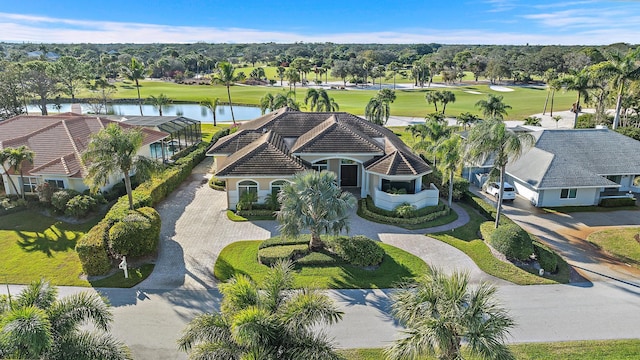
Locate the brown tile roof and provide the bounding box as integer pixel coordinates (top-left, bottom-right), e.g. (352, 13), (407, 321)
(291, 115), (384, 154)
(0, 114), (168, 177)
(212, 107), (429, 177)
(216, 131), (310, 177)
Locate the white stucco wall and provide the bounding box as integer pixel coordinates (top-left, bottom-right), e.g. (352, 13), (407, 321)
(537, 188), (600, 207)
(509, 178), (539, 206)
(372, 184), (439, 211)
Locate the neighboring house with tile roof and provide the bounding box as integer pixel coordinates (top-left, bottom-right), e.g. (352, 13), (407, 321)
(465, 128), (640, 207)
(0, 113), (168, 196)
(207, 107), (438, 210)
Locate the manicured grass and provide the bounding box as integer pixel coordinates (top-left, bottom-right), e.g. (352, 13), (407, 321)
(587, 227), (640, 269)
(201, 123), (230, 143)
(336, 339), (640, 359)
(543, 205), (638, 214)
(89, 264), (155, 288)
(77, 80), (576, 119)
(430, 204), (568, 285)
(214, 240), (428, 289)
(0, 210), (97, 286)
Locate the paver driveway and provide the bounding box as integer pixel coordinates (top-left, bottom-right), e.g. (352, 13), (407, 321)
(139, 157), (501, 290)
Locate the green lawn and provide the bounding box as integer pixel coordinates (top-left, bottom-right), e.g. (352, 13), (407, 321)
(430, 204), (568, 285)
(0, 210), (97, 286)
(337, 339), (640, 359)
(201, 123), (230, 142)
(89, 264), (155, 288)
(587, 227), (640, 269)
(77, 80), (576, 119)
(214, 240), (428, 289)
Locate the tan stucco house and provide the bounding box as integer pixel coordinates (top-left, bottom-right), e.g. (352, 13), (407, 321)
(207, 107), (439, 210)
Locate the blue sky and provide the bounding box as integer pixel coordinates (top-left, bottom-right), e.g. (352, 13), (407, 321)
(1, 0), (639, 44)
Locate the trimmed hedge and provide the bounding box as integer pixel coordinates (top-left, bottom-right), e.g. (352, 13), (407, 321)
(534, 242), (559, 273)
(235, 209), (275, 218)
(364, 196), (446, 217)
(599, 197), (636, 207)
(464, 191), (515, 226)
(108, 207), (161, 257)
(259, 236), (309, 249)
(489, 223), (534, 261)
(359, 198), (450, 225)
(258, 244), (309, 266)
(328, 235), (384, 267)
(76, 220), (112, 276)
(296, 251), (340, 266)
(208, 176), (226, 191)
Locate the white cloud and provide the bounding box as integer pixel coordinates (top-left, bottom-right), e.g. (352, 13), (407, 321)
(0, 12), (638, 45)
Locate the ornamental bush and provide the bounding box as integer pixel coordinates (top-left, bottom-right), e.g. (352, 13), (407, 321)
(51, 189), (80, 212)
(258, 244), (309, 266)
(329, 235), (384, 267)
(394, 203), (417, 218)
(489, 223), (534, 261)
(65, 195), (98, 218)
(108, 207), (161, 257)
(534, 242), (558, 273)
(75, 220), (112, 276)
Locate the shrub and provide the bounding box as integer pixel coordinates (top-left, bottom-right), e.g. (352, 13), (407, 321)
(36, 183), (55, 203)
(258, 244), (309, 266)
(451, 178), (470, 201)
(489, 223), (534, 261)
(534, 242), (558, 273)
(296, 251), (340, 266)
(364, 196), (446, 218)
(51, 189), (80, 212)
(75, 220), (112, 276)
(237, 191), (258, 211)
(599, 197), (636, 207)
(108, 207), (161, 257)
(260, 236), (309, 249)
(394, 203), (417, 218)
(358, 198), (450, 225)
(65, 195), (98, 218)
(208, 176), (226, 191)
(464, 191), (515, 226)
(328, 235), (384, 267)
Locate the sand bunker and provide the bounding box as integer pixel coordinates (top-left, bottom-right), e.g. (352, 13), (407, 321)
(489, 85), (514, 92)
(464, 90), (482, 94)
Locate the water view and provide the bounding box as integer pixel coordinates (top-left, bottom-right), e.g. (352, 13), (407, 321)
(25, 103), (262, 123)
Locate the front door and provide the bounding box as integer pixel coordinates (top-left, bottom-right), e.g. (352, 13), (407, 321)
(340, 164), (358, 187)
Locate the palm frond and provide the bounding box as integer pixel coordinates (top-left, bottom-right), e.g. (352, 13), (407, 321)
(52, 331), (132, 360)
(48, 291), (112, 334)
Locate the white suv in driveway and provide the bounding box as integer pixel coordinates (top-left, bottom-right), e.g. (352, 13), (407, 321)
(484, 181), (516, 201)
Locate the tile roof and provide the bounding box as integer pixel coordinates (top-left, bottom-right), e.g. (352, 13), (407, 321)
(0, 114), (168, 177)
(507, 129), (640, 189)
(210, 107), (430, 178)
(215, 131), (310, 177)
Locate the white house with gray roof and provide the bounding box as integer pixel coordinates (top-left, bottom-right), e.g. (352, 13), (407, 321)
(502, 129), (640, 207)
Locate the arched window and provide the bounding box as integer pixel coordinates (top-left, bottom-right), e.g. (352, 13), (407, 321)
(271, 180), (289, 195)
(238, 180), (258, 197)
(312, 160), (328, 172)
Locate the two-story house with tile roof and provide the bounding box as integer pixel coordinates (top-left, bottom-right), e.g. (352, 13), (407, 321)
(207, 107), (439, 210)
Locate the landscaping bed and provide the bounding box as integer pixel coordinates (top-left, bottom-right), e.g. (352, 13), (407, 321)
(357, 196), (456, 230)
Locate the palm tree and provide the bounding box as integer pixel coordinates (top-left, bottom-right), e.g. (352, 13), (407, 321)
(456, 112), (480, 130)
(276, 66), (286, 86)
(475, 94), (512, 120)
(285, 68), (300, 92)
(542, 68), (558, 115)
(199, 97), (219, 126)
(178, 261), (343, 360)
(433, 135), (463, 207)
(0, 279), (131, 360)
(386, 268), (515, 360)
(260, 92), (275, 114)
(273, 91), (300, 110)
(465, 118), (534, 228)
(425, 91), (442, 113)
(414, 118), (450, 166)
(82, 123), (158, 210)
(548, 78), (563, 116)
(365, 97), (390, 125)
(601, 49), (640, 129)
(523, 116), (542, 126)
(304, 88), (338, 112)
(0, 148), (20, 196)
(277, 170), (356, 251)
(561, 69), (592, 128)
(440, 90), (456, 115)
(212, 61), (244, 124)
(553, 115), (562, 128)
(146, 93), (171, 116)
(6, 145), (35, 199)
(122, 57), (146, 116)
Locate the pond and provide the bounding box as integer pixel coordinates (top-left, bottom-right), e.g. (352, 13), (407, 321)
(25, 103), (263, 123)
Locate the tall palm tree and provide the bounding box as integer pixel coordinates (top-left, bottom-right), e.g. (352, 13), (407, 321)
(0, 148), (20, 196)
(178, 261), (343, 360)
(212, 61), (244, 124)
(440, 90), (456, 115)
(414, 118), (450, 166)
(475, 94), (512, 120)
(285, 68), (300, 92)
(277, 170), (356, 251)
(561, 69), (592, 128)
(259, 92), (275, 114)
(82, 123), (158, 210)
(542, 68), (558, 115)
(601, 48), (640, 129)
(146, 93), (171, 116)
(365, 97), (390, 125)
(0, 279), (131, 360)
(6, 145), (34, 199)
(465, 118), (534, 228)
(122, 57), (146, 116)
(199, 97), (219, 126)
(273, 91), (300, 110)
(304, 88), (338, 112)
(386, 268), (515, 360)
(548, 78), (563, 116)
(276, 66), (286, 86)
(433, 135), (463, 207)
(425, 91), (442, 113)
(456, 112), (480, 130)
